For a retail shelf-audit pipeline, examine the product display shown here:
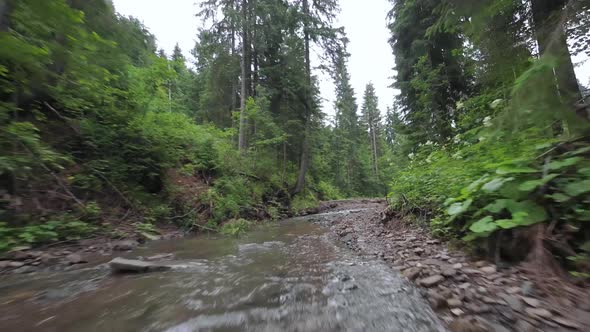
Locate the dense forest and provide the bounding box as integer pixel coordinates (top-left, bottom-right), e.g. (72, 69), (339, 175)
(1, 0), (589, 277)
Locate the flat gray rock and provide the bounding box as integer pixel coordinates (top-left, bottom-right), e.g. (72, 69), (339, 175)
(109, 257), (171, 273)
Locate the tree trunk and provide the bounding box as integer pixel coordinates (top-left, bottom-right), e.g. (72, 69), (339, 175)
(0, 0), (11, 32)
(293, 0), (311, 195)
(371, 122), (379, 176)
(238, 0), (251, 153)
(531, 0), (582, 106)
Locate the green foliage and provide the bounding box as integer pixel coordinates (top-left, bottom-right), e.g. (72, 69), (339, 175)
(219, 219), (252, 237)
(0, 217), (96, 252)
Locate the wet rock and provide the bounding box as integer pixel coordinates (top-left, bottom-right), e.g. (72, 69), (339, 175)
(402, 267), (421, 281)
(418, 274), (444, 287)
(525, 307), (552, 319)
(65, 253), (87, 265)
(521, 297), (540, 308)
(112, 240), (138, 251)
(447, 298), (462, 308)
(109, 257), (171, 273)
(500, 294), (523, 312)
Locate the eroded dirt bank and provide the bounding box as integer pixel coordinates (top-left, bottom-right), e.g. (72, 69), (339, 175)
(317, 199), (590, 332)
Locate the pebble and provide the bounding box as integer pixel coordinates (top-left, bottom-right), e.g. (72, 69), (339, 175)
(452, 263), (462, 269)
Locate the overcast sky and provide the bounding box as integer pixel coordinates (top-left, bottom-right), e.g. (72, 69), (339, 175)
(112, 0), (589, 119)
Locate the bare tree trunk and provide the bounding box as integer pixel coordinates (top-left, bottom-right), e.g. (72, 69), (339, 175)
(293, 0), (311, 195)
(238, 0), (251, 153)
(531, 0), (582, 106)
(371, 122), (379, 176)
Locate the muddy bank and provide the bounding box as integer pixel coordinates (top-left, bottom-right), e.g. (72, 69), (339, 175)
(321, 200), (590, 332)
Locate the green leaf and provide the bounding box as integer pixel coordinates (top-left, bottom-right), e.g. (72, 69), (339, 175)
(507, 201), (547, 224)
(483, 199), (513, 213)
(565, 146), (590, 156)
(548, 157), (582, 170)
(579, 167), (590, 177)
(518, 174), (559, 192)
(448, 199), (473, 216)
(482, 177), (513, 192)
(546, 193), (570, 203)
(496, 165), (538, 175)
(469, 216), (498, 233)
(495, 218), (520, 229)
(563, 180), (590, 197)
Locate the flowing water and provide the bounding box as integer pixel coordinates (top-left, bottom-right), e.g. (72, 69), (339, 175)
(0, 210), (445, 332)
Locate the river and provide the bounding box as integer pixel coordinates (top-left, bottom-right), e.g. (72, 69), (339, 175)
(0, 208), (445, 331)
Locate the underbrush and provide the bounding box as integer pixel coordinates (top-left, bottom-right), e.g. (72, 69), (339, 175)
(389, 123), (590, 277)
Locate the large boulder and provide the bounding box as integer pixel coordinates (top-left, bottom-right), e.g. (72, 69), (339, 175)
(109, 257), (171, 273)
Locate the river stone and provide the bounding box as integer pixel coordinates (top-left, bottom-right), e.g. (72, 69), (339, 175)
(418, 274), (444, 287)
(112, 240), (138, 251)
(480, 265), (497, 274)
(8, 261), (25, 268)
(109, 257), (171, 273)
(521, 297), (541, 308)
(442, 268), (456, 277)
(515, 320), (536, 332)
(65, 253), (86, 265)
(525, 307), (552, 319)
(522, 281), (535, 296)
(447, 298), (462, 308)
(401, 267), (421, 281)
(501, 294), (523, 312)
(551, 316), (581, 329)
(450, 308), (464, 316)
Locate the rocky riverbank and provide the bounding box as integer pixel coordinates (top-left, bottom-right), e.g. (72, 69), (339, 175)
(0, 227), (183, 275)
(321, 200), (590, 332)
